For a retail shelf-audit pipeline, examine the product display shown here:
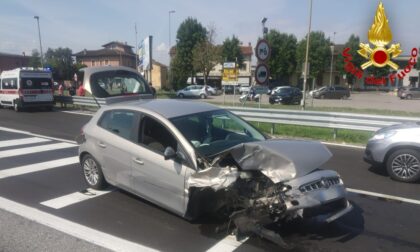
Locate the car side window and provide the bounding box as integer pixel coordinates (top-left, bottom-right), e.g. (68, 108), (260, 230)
(139, 116), (177, 154)
(98, 110), (138, 141)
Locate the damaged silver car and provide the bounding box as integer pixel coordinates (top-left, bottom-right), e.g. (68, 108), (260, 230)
(77, 99), (352, 247)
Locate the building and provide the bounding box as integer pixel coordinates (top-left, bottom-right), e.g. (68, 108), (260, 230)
(149, 60), (169, 90)
(74, 41), (136, 69)
(169, 43), (254, 88)
(0, 52), (30, 73)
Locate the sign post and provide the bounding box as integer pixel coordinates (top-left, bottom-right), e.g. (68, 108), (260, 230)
(255, 39), (271, 109)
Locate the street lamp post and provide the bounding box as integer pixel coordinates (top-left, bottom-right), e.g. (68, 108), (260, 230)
(329, 32), (337, 86)
(34, 16), (44, 68)
(301, 0), (313, 110)
(168, 10), (176, 50)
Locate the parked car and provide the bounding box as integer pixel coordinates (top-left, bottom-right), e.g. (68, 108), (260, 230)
(364, 122), (420, 182)
(312, 86), (350, 99)
(205, 85), (217, 96)
(176, 85), (208, 99)
(77, 99), (352, 247)
(222, 85), (239, 94)
(239, 85), (250, 94)
(269, 87), (302, 105)
(399, 87), (420, 99)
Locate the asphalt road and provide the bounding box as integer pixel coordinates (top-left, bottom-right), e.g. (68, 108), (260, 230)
(0, 108), (419, 251)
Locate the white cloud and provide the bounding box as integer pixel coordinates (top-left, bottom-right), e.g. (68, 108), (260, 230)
(156, 43), (168, 52)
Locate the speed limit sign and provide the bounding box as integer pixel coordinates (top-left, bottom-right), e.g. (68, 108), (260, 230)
(256, 39), (271, 62)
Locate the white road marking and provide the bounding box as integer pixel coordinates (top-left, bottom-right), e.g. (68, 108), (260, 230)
(41, 188), (112, 209)
(61, 110), (95, 116)
(0, 156), (79, 179)
(0, 142), (76, 159)
(348, 188), (420, 206)
(322, 142), (365, 150)
(0, 137), (51, 148)
(0, 196), (158, 252)
(206, 235), (248, 252)
(0, 126), (77, 145)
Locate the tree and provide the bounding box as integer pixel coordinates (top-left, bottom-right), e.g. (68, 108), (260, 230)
(192, 26), (222, 86)
(170, 17), (207, 89)
(336, 34), (365, 85)
(221, 35), (243, 67)
(297, 31), (331, 86)
(266, 30), (297, 83)
(44, 47), (74, 80)
(29, 49), (41, 68)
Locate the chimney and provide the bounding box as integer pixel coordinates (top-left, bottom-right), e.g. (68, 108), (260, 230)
(22, 52), (26, 57)
(83, 49), (87, 55)
(248, 42), (251, 47)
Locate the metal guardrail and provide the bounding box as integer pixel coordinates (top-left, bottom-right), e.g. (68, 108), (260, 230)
(54, 96), (420, 137)
(223, 106), (420, 136)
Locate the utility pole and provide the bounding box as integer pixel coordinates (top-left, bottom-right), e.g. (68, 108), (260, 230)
(34, 16), (44, 68)
(301, 0), (313, 110)
(329, 31), (337, 86)
(135, 23), (138, 71)
(168, 10), (175, 87)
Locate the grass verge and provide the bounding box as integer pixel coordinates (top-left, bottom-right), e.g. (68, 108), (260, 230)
(249, 121), (372, 145)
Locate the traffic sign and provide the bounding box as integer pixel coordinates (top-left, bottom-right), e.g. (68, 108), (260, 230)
(256, 39), (271, 62)
(255, 64), (269, 85)
(253, 85), (269, 94)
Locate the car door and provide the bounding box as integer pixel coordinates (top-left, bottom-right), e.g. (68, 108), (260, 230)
(131, 114), (193, 216)
(96, 109), (140, 188)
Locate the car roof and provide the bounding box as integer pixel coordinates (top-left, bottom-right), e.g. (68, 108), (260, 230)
(109, 99), (220, 118)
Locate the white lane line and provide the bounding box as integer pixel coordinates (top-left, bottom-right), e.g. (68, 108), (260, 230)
(0, 196), (158, 252)
(0, 126), (77, 145)
(206, 235), (248, 252)
(0, 142), (76, 159)
(0, 156), (79, 179)
(322, 142), (365, 150)
(61, 110), (95, 116)
(41, 188), (112, 209)
(0, 137), (51, 148)
(347, 188), (420, 206)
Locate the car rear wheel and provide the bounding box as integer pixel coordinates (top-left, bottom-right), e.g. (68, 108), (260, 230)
(406, 94), (413, 100)
(320, 95), (325, 99)
(386, 149), (420, 182)
(82, 154), (108, 189)
(178, 93), (184, 98)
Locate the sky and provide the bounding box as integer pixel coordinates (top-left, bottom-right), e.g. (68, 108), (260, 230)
(0, 0), (419, 66)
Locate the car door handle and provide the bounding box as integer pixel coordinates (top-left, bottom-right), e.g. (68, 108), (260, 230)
(133, 158), (144, 165)
(98, 142), (107, 148)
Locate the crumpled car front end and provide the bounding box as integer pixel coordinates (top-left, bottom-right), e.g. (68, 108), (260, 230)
(185, 139), (352, 248)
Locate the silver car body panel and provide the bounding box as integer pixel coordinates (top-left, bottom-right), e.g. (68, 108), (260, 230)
(365, 123), (420, 163)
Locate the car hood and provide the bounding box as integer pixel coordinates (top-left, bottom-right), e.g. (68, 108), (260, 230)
(376, 122), (420, 134)
(188, 140), (332, 190)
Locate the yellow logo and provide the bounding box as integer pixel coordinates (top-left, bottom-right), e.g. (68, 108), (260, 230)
(358, 1), (402, 70)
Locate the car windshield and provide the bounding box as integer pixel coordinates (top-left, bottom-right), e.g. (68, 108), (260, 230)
(170, 109), (266, 158)
(89, 70), (151, 98)
(275, 88), (292, 94)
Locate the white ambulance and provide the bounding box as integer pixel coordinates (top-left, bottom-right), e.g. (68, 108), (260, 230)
(0, 68), (54, 111)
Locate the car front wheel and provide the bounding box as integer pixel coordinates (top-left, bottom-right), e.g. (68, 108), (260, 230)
(82, 154), (108, 189)
(200, 94), (206, 99)
(178, 93), (184, 98)
(386, 149), (420, 182)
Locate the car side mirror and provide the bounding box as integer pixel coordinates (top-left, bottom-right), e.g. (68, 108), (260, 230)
(164, 146), (177, 160)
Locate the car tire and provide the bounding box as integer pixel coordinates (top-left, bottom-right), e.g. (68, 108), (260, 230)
(178, 93), (184, 99)
(82, 154), (108, 189)
(320, 95), (325, 99)
(406, 94), (413, 100)
(200, 94), (206, 99)
(386, 149), (420, 182)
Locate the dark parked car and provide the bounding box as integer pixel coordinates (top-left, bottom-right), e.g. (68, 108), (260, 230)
(269, 87), (302, 105)
(399, 87), (420, 99)
(222, 85), (239, 94)
(312, 86), (350, 99)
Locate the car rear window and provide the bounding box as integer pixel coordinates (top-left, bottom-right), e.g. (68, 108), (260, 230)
(90, 70), (151, 98)
(21, 78), (52, 89)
